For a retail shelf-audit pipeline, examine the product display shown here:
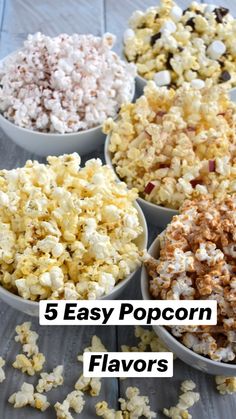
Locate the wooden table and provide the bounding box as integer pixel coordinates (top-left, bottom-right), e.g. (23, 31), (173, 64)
(0, 1), (235, 418)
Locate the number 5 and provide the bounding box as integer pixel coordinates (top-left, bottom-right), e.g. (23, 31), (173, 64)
(44, 303), (58, 320)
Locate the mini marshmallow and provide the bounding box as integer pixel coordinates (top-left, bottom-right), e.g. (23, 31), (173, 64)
(207, 40), (226, 60)
(154, 70), (171, 86)
(161, 20), (177, 34)
(170, 5), (183, 22)
(123, 29), (135, 44)
(190, 79), (205, 89)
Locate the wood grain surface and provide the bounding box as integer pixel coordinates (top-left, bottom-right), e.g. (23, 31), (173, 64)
(0, 1), (235, 418)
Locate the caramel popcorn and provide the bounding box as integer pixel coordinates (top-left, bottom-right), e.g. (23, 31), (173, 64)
(145, 196), (236, 362)
(105, 82), (236, 210)
(0, 153), (144, 301)
(124, 0), (236, 89)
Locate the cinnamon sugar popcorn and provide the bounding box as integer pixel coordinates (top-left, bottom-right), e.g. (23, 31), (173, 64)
(105, 82), (236, 210)
(0, 153), (143, 301)
(145, 196), (236, 362)
(0, 32), (135, 133)
(124, 0), (236, 88)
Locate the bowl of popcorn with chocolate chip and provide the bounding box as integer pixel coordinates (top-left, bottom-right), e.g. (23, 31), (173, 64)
(0, 32), (135, 156)
(123, 0), (236, 94)
(104, 81), (236, 227)
(141, 195), (236, 375)
(0, 153), (147, 316)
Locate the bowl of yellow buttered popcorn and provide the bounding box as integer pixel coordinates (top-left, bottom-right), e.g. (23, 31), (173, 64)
(104, 81), (236, 227)
(0, 153), (147, 316)
(123, 1), (236, 94)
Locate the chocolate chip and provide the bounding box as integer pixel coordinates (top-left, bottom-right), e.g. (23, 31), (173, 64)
(195, 10), (203, 15)
(178, 46), (184, 52)
(155, 12), (159, 19)
(183, 8), (190, 15)
(186, 17), (195, 29)
(214, 7), (229, 23)
(137, 23), (146, 29)
(150, 32), (161, 46)
(219, 70), (231, 82)
(134, 54), (140, 63)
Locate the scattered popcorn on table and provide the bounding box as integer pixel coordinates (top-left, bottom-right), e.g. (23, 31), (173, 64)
(13, 322), (45, 375)
(0, 357), (5, 383)
(78, 335), (107, 362)
(0, 154), (144, 301)
(145, 195), (236, 362)
(75, 374), (101, 397)
(8, 382), (50, 411)
(215, 376), (236, 395)
(106, 82), (236, 210)
(0, 32), (135, 133)
(36, 365), (64, 393)
(96, 386), (155, 418)
(55, 390), (85, 418)
(124, 0), (236, 88)
(163, 380), (200, 419)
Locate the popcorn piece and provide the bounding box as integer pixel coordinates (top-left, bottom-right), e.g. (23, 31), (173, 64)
(215, 376), (236, 395)
(96, 401), (123, 419)
(0, 32), (135, 133)
(124, 0), (236, 89)
(0, 154), (143, 301)
(78, 335), (107, 362)
(119, 386), (156, 418)
(15, 322), (39, 356)
(75, 374), (101, 396)
(163, 380), (200, 418)
(146, 195), (236, 362)
(55, 390), (85, 418)
(8, 382), (50, 411)
(0, 357), (5, 383)
(154, 70), (171, 86)
(13, 353), (45, 376)
(36, 365), (64, 393)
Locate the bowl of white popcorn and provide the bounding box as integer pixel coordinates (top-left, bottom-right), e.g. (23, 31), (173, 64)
(104, 80), (236, 227)
(0, 153), (147, 316)
(141, 196), (236, 376)
(0, 32), (135, 157)
(123, 1), (236, 94)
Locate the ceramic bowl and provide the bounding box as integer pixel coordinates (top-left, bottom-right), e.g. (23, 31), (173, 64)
(0, 201), (148, 317)
(141, 236), (236, 376)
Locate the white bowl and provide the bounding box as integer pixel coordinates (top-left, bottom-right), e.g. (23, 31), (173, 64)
(0, 53), (135, 157)
(141, 236), (236, 376)
(105, 133), (178, 228)
(0, 201), (148, 317)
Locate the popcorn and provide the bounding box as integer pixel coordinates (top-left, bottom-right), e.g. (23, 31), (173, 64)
(8, 382), (50, 411)
(36, 365), (64, 393)
(13, 322), (45, 375)
(106, 82), (236, 210)
(0, 357), (5, 383)
(124, 0), (236, 88)
(163, 380), (200, 418)
(145, 195), (236, 362)
(78, 335), (108, 363)
(0, 154), (143, 301)
(215, 376), (236, 395)
(55, 390), (85, 418)
(96, 386), (155, 418)
(75, 374), (101, 397)
(0, 33), (135, 133)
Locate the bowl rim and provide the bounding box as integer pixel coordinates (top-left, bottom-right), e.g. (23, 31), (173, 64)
(0, 51), (135, 138)
(104, 132), (178, 215)
(0, 200), (148, 307)
(141, 235), (236, 372)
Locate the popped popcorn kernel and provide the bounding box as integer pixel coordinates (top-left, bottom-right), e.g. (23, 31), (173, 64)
(0, 356), (6, 383)
(75, 374), (101, 397)
(163, 379), (200, 418)
(8, 382), (50, 411)
(215, 376), (236, 395)
(55, 390), (85, 418)
(36, 365), (64, 393)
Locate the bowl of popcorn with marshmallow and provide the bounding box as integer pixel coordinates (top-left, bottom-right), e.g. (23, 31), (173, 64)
(0, 153), (147, 316)
(141, 195), (236, 376)
(0, 32), (135, 157)
(123, 0), (236, 95)
(104, 80), (236, 227)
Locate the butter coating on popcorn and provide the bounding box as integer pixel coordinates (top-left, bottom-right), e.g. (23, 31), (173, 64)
(145, 196), (236, 362)
(55, 390), (85, 418)
(163, 380), (199, 419)
(124, 0), (236, 88)
(36, 365), (64, 393)
(0, 356), (5, 383)
(0, 154), (143, 300)
(0, 32), (135, 133)
(106, 82), (236, 209)
(215, 376), (236, 395)
(8, 382), (50, 411)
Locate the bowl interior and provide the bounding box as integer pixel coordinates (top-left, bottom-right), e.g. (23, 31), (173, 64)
(141, 235), (236, 374)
